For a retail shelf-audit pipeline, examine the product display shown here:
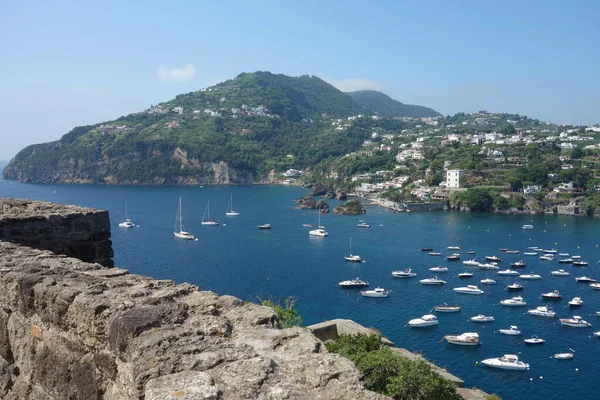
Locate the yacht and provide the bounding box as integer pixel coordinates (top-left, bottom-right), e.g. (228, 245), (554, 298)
(520, 273), (542, 280)
(527, 306), (555, 317)
(447, 246), (460, 250)
(429, 252), (442, 256)
(560, 316), (591, 328)
(453, 285), (484, 294)
(173, 197), (195, 240)
(344, 238), (362, 262)
(408, 314), (439, 327)
(339, 278), (369, 287)
(458, 272), (473, 278)
(590, 283), (600, 290)
(541, 290), (562, 300)
(572, 255), (582, 259)
(419, 277), (446, 285)
(434, 304), (461, 313)
(471, 314), (494, 322)
(478, 262), (500, 270)
(258, 224), (272, 230)
(540, 255), (555, 261)
(506, 283), (524, 291)
(201, 201), (220, 226)
(558, 258), (573, 264)
(568, 297), (583, 307)
(467, 250), (476, 254)
(485, 255), (502, 262)
(444, 332), (480, 346)
(558, 253), (570, 257)
(360, 287), (390, 298)
(309, 208), (328, 237)
(480, 278), (497, 285)
(551, 269), (570, 276)
(543, 249), (558, 254)
(498, 269), (519, 276)
(506, 250), (520, 254)
(595, 332), (600, 337)
(429, 266), (448, 272)
(500, 296), (527, 307)
(481, 355), (529, 371)
(510, 260), (526, 268)
(522, 224), (534, 230)
(225, 194), (240, 216)
(524, 335), (545, 344)
(446, 253), (460, 261)
(392, 269), (417, 278)
(576, 276), (596, 283)
(118, 203), (135, 228)
(572, 261), (589, 266)
(523, 251), (538, 256)
(356, 221), (370, 228)
(462, 259), (480, 266)
(499, 325), (521, 335)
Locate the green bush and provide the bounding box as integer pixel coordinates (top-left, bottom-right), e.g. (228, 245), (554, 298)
(261, 297), (303, 328)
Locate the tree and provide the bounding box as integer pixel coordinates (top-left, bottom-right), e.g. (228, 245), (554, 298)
(261, 297), (302, 328)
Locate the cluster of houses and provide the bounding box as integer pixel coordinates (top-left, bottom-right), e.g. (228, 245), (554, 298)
(97, 124), (128, 135)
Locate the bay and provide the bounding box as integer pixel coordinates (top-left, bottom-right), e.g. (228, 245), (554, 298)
(1, 166), (599, 400)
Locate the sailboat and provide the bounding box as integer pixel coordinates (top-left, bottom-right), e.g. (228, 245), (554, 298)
(174, 197), (195, 240)
(309, 207), (328, 237)
(118, 203), (135, 228)
(225, 194), (240, 216)
(201, 201), (220, 226)
(344, 237), (362, 262)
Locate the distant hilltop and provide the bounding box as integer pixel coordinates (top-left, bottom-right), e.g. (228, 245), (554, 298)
(2, 71), (439, 185)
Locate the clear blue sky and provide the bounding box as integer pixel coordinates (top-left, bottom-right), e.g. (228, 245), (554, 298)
(1, 0), (598, 159)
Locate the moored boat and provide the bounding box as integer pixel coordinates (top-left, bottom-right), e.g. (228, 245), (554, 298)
(522, 224), (534, 230)
(499, 325), (521, 335)
(480, 278), (497, 285)
(554, 350), (575, 360)
(560, 316), (591, 328)
(507, 282), (524, 291)
(429, 252), (442, 256)
(419, 277), (446, 285)
(446, 253), (460, 261)
(576, 276), (596, 283)
(506, 250), (520, 254)
(568, 297), (583, 307)
(408, 314), (439, 327)
(258, 224), (272, 230)
(541, 290), (561, 300)
(392, 269), (417, 278)
(485, 255), (502, 262)
(573, 261), (589, 266)
(453, 285), (484, 294)
(498, 269), (520, 276)
(444, 332), (480, 346)
(471, 314), (494, 322)
(524, 335), (545, 344)
(520, 273), (542, 280)
(429, 266), (449, 272)
(420, 247), (433, 251)
(510, 260), (526, 268)
(458, 272), (473, 278)
(360, 287), (391, 297)
(527, 306), (555, 317)
(500, 296), (527, 307)
(462, 258), (480, 266)
(523, 251), (538, 256)
(339, 278), (369, 287)
(590, 283), (600, 290)
(434, 304), (461, 313)
(478, 262), (500, 270)
(558, 258), (573, 264)
(551, 269), (570, 276)
(481, 354), (529, 371)
(447, 246), (460, 250)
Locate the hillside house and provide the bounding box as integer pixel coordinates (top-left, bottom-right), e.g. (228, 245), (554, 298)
(446, 169), (464, 188)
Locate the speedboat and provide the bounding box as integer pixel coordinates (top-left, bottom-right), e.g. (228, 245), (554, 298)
(499, 325), (521, 335)
(506, 282), (524, 291)
(506, 250), (520, 254)
(344, 254), (362, 262)
(420, 247), (433, 251)
(429, 266), (449, 272)
(453, 285), (484, 294)
(590, 283), (600, 290)
(480, 278), (497, 285)
(408, 314), (439, 327)
(361, 287), (390, 297)
(568, 297), (583, 307)
(258, 224), (272, 230)
(551, 269), (570, 276)
(419, 277), (446, 285)
(462, 259), (480, 266)
(527, 306), (555, 317)
(558, 258), (573, 264)
(576, 276), (596, 283)
(447, 246), (460, 250)
(356, 222), (370, 228)
(444, 332), (480, 346)
(434, 304), (461, 313)
(540, 255), (555, 261)
(498, 269), (519, 276)
(478, 262), (500, 270)
(458, 272), (473, 278)
(500, 296), (527, 307)
(555, 351), (575, 360)
(559, 253), (570, 257)
(510, 260), (526, 268)
(471, 314), (494, 322)
(520, 273), (542, 280)
(499, 248), (508, 252)
(572, 255), (582, 259)
(481, 355), (530, 371)
(392, 269), (417, 278)
(467, 250), (476, 254)
(541, 290), (562, 300)
(485, 255), (502, 262)
(523, 251), (538, 256)
(524, 335), (545, 344)
(573, 261), (589, 266)
(522, 224), (534, 230)
(595, 332), (600, 337)
(446, 253), (460, 261)
(543, 249), (558, 254)
(309, 227), (328, 236)
(596, 311), (600, 316)
(339, 278), (369, 287)
(560, 316), (591, 328)
(429, 252), (442, 256)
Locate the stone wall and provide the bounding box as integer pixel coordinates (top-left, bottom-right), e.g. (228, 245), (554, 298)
(0, 199), (113, 267)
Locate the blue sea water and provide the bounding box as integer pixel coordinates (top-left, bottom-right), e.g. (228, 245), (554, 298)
(1, 171), (599, 399)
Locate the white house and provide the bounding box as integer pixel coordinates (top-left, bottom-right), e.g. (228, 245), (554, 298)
(284, 169), (302, 178)
(523, 185), (542, 195)
(446, 170), (465, 188)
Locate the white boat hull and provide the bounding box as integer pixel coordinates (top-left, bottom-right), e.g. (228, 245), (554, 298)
(481, 360), (529, 371)
(174, 231), (194, 240)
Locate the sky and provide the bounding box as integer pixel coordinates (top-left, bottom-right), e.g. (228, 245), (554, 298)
(1, 0), (599, 160)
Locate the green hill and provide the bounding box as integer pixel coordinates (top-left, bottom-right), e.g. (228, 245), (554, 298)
(346, 90), (441, 118)
(3, 72), (377, 185)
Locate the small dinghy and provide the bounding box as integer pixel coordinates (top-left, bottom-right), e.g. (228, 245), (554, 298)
(554, 349), (575, 360)
(524, 335), (545, 345)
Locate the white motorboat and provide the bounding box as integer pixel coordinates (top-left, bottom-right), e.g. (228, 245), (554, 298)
(361, 287), (390, 298)
(522, 224), (534, 230)
(597, 311), (600, 317)
(506, 282), (524, 291)
(506, 250), (520, 254)
(543, 249), (558, 254)
(201, 201), (220, 226)
(554, 350), (575, 360)
(573, 261), (589, 266)
(500, 296), (527, 307)
(462, 259), (480, 266)
(572, 255), (582, 259)
(498, 269), (519, 276)
(258, 224), (271, 230)
(510, 260), (526, 268)
(454, 285), (484, 294)
(309, 208), (328, 237)
(344, 238), (362, 262)
(590, 283), (600, 290)
(524, 335), (545, 344)
(540, 255), (555, 261)
(478, 262), (500, 270)
(558, 253), (570, 257)
(458, 272), (473, 278)
(225, 194), (240, 216)
(467, 250), (476, 254)
(429, 266), (448, 272)
(568, 297), (583, 307)
(551, 269), (570, 276)
(527, 306), (555, 317)
(118, 203), (135, 228)
(419, 277), (446, 285)
(434, 304), (461, 313)
(173, 197), (195, 240)
(576, 276), (596, 283)
(446, 253), (460, 261)
(356, 222), (370, 228)
(481, 355), (529, 371)
(339, 278), (369, 287)
(392, 269), (417, 278)
(595, 331), (600, 337)
(560, 316), (591, 328)
(471, 314), (494, 322)
(520, 273), (542, 280)
(485, 255), (502, 262)
(541, 290), (561, 300)
(523, 252), (538, 256)
(480, 278), (497, 285)
(499, 325), (521, 335)
(444, 332), (480, 346)
(558, 258), (573, 264)
(429, 252), (442, 256)
(302, 223), (313, 227)
(408, 314), (439, 327)
(447, 246), (460, 250)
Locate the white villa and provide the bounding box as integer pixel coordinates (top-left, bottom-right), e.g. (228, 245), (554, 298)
(446, 170), (465, 188)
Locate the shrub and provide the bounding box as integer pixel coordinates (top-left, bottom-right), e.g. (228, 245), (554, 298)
(261, 297), (303, 328)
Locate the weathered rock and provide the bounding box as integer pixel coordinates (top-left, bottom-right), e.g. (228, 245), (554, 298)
(145, 371), (221, 400)
(295, 195), (317, 209)
(335, 191), (348, 200)
(334, 200), (366, 215)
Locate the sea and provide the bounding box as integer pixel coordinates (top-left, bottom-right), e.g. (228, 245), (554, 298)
(1, 162), (599, 400)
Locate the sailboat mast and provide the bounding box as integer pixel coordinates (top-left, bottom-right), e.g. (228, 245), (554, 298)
(179, 197), (183, 232)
